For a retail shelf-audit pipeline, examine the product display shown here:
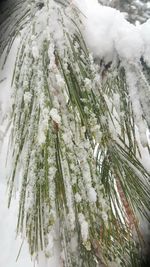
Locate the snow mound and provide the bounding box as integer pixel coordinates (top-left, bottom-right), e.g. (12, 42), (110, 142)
(73, 0), (150, 64)
(139, 19), (150, 66)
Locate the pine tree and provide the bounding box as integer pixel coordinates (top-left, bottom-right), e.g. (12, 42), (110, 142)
(0, 0), (150, 266)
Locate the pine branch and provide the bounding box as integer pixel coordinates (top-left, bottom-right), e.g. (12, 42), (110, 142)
(1, 0), (149, 266)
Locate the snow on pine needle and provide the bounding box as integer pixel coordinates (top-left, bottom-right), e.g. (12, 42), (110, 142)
(1, 0), (150, 266)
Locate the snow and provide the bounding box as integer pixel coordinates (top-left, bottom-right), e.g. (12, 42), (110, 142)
(73, 0), (150, 64)
(78, 213), (89, 243)
(75, 192), (82, 203)
(0, 37), (33, 267)
(32, 43), (39, 59)
(124, 64), (148, 147)
(0, 184), (33, 267)
(24, 91), (32, 105)
(0, 0), (150, 266)
(139, 19), (150, 66)
(50, 108), (61, 124)
(115, 24), (143, 61)
(0, 28), (61, 267)
(73, 0), (150, 148)
(87, 187), (97, 203)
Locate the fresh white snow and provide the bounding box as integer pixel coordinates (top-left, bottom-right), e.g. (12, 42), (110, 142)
(73, 0), (150, 65)
(0, 36), (34, 267)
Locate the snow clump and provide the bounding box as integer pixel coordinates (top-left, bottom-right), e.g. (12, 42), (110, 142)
(50, 108), (61, 124)
(73, 0), (150, 64)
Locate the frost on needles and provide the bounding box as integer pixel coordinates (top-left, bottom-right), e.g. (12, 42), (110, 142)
(0, 0), (150, 267)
